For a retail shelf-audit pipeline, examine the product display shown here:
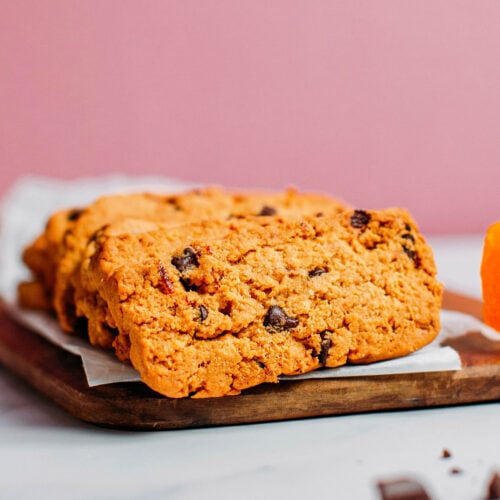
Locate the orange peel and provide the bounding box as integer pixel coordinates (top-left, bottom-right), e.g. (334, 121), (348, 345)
(480, 221), (500, 331)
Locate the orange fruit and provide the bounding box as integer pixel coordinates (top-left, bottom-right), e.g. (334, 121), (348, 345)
(481, 221), (500, 331)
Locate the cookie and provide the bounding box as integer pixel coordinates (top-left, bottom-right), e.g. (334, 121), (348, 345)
(80, 208), (443, 398)
(19, 208), (82, 309)
(21, 187), (348, 341)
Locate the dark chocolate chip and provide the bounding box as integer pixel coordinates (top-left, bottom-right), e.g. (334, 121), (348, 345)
(157, 261), (175, 294)
(255, 360), (266, 369)
(450, 467), (463, 475)
(103, 324), (119, 338)
(487, 472), (500, 500)
(319, 331), (332, 366)
(219, 302), (233, 316)
(315, 212), (324, 217)
(263, 305), (299, 332)
(403, 246), (417, 261)
(166, 198), (182, 211)
(401, 233), (415, 243)
(377, 478), (431, 500)
(308, 267), (328, 277)
(258, 205), (277, 216)
(350, 209), (371, 229)
(405, 223), (412, 232)
(180, 277), (198, 292)
(441, 448), (452, 459)
(199, 305), (208, 322)
(67, 209), (83, 221)
(171, 247), (199, 272)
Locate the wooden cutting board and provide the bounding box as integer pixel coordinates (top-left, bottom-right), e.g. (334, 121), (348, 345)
(0, 290), (499, 430)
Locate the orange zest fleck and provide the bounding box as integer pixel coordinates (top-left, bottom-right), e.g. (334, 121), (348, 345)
(480, 221), (500, 332)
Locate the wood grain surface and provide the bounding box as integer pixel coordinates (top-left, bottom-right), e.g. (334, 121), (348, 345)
(0, 290), (499, 430)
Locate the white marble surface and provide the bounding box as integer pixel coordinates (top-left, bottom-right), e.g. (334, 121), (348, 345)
(0, 235), (498, 500)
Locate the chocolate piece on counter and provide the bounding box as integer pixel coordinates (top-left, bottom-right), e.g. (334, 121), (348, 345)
(486, 472), (500, 499)
(441, 448), (452, 459)
(450, 467), (463, 475)
(377, 478), (431, 500)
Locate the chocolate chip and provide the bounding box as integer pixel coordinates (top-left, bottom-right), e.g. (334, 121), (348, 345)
(219, 302), (233, 316)
(377, 478), (431, 500)
(403, 246), (417, 261)
(308, 267), (328, 277)
(350, 210), (371, 229)
(319, 331), (332, 366)
(171, 247), (199, 272)
(258, 205), (277, 216)
(67, 209), (83, 221)
(441, 448), (452, 459)
(450, 467), (463, 475)
(166, 198), (182, 211)
(401, 233), (415, 243)
(199, 305), (208, 322)
(263, 306), (299, 332)
(180, 277), (198, 292)
(486, 472), (500, 499)
(157, 261), (175, 294)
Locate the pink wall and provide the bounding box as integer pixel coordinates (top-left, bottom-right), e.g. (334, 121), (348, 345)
(1, 1), (499, 233)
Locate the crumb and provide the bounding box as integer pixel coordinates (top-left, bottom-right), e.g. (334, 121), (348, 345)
(441, 448), (452, 459)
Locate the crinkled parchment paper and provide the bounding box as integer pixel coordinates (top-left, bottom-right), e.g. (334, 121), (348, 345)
(2, 175), (495, 389)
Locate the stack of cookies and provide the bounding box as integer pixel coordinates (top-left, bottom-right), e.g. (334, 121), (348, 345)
(19, 187), (443, 398)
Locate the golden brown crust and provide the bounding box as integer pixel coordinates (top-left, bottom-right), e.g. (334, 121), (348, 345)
(80, 209), (443, 398)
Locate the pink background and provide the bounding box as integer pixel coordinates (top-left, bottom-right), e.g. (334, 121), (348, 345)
(1, 1), (499, 233)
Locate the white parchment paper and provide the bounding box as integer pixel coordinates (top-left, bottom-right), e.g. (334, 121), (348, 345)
(1, 175), (496, 388)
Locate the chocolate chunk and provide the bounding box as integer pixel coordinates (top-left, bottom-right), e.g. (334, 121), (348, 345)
(67, 209), (83, 221)
(199, 305), (208, 322)
(486, 472), (500, 499)
(441, 448), (452, 459)
(350, 210), (371, 229)
(450, 467), (463, 475)
(319, 331), (332, 366)
(401, 233), (416, 243)
(377, 478), (431, 500)
(308, 267), (328, 277)
(263, 305), (299, 332)
(258, 205), (277, 216)
(171, 247), (199, 272)
(157, 261), (175, 294)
